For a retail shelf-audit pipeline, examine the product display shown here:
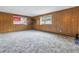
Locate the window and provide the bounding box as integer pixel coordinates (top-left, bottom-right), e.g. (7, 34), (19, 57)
(13, 16), (27, 25)
(40, 15), (52, 25)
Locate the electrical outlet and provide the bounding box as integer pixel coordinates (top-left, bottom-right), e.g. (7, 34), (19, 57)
(60, 29), (62, 32)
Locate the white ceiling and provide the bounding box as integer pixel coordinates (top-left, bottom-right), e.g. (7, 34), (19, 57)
(0, 6), (74, 16)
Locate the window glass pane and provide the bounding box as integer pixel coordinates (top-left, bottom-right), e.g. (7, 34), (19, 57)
(40, 15), (52, 25)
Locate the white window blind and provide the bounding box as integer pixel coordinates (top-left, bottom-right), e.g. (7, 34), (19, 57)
(40, 15), (52, 25)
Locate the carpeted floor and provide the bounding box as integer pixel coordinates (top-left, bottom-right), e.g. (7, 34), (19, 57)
(0, 30), (79, 53)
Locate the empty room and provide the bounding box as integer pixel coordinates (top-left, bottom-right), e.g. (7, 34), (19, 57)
(0, 6), (79, 53)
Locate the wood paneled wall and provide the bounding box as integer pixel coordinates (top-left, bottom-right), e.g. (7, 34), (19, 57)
(0, 7), (79, 36)
(32, 7), (79, 36)
(0, 12), (32, 33)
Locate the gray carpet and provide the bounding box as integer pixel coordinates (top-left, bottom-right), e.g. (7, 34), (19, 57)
(0, 30), (78, 53)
